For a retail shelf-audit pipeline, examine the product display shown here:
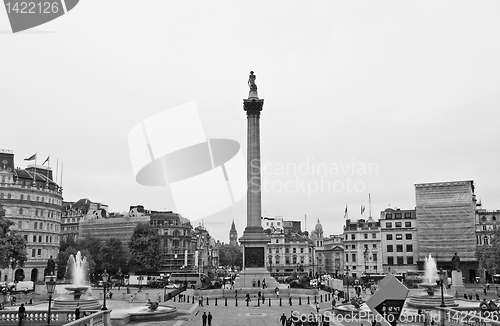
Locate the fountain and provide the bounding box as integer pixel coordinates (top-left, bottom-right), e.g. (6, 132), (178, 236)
(52, 251), (100, 310)
(406, 253), (457, 308)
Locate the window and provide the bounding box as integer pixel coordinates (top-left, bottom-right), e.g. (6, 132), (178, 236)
(404, 212), (412, 218)
(364, 244), (368, 249)
(351, 234), (355, 240)
(19, 208), (23, 215)
(352, 254), (356, 262)
(18, 221), (22, 229)
(40, 223), (43, 230)
(405, 222), (412, 227)
(372, 233), (376, 238)
(386, 214), (393, 219)
(352, 245), (356, 249)
(395, 213), (402, 219)
(407, 256), (414, 265)
(396, 245), (403, 252)
(395, 222), (402, 228)
(292, 248), (296, 254)
(386, 222), (392, 228)
(20, 194), (24, 200)
(373, 244), (377, 248)
(276, 240), (279, 244)
(396, 234), (402, 240)
(268, 248), (272, 253)
(32, 249), (36, 257)
(373, 253), (377, 262)
(24, 235), (28, 241)
(300, 248), (304, 253)
(387, 245), (393, 252)
(37, 249), (41, 256)
(406, 234), (412, 240)
(397, 256), (404, 265)
(285, 248), (289, 254)
(406, 244), (413, 252)
(386, 234), (393, 240)
(33, 235), (37, 242)
(346, 254), (349, 262)
(364, 234), (368, 239)
(387, 257), (394, 265)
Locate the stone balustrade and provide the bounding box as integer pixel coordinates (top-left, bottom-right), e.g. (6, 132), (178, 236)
(0, 310), (110, 326)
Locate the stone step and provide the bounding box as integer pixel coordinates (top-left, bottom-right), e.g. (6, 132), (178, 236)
(233, 268), (280, 289)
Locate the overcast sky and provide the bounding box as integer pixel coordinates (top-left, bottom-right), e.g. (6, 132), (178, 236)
(2, 1), (500, 244)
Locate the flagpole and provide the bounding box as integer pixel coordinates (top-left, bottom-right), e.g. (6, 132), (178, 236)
(55, 159), (59, 184)
(60, 161), (64, 190)
(46, 156), (50, 187)
(369, 193), (372, 218)
(33, 152), (37, 185)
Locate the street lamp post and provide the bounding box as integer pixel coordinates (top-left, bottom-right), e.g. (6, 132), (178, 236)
(101, 269), (109, 310)
(45, 275), (56, 326)
(345, 268), (350, 303)
(439, 269), (446, 308)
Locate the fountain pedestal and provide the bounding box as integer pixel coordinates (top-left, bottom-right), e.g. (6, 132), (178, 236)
(450, 271), (465, 296)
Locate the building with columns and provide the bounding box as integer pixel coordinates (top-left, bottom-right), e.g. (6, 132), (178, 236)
(0, 149), (63, 283)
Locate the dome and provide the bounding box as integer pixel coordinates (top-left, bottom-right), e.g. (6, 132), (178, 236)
(315, 219), (323, 232)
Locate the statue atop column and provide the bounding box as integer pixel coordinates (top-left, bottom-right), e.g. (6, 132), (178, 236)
(451, 252), (461, 272)
(248, 71), (257, 91)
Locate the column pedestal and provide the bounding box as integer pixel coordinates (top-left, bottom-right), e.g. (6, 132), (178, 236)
(450, 270), (466, 296)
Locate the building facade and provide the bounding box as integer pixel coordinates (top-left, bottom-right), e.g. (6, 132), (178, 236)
(475, 209), (499, 246)
(266, 229), (314, 280)
(261, 216), (284, 232)
(0, 149), (63, 283)
(415, 180), (478, 283)
(380, 208), (418, 276)
(343, 217), (382, 278)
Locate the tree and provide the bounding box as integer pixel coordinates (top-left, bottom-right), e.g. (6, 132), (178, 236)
(129, 223), (161, 274)
(0, 204), (27, 269)
(77, 235), (102, 269)
(101, 237), (127, 272)
(218, 244), (243, 268)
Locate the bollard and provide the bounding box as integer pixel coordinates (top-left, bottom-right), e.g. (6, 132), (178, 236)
(308, 296), (310, 304)
(192, 296), (194, 304)
(225, 298), (227, 306)
(299, 297), (301, 305)
(246, 299), (249, 307)
(206, 297), (209, 305)
(215, 298), (218, 306)
(187, 295), (190, 302)
(321, 294), (323, 302)
(289, 298), (292, 306)
(173, 296), (176, 302)
(269, 298), (271, 306)
(236, 298), (238, 307)
(314, 295), (317, 303)
(280, 298), (282, 306)
(258, 298), (260, 307)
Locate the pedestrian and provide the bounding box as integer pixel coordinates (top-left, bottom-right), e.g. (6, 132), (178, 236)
(476, 293), (480, 301)
(199, 296), (204, 306)
(289, 294), (292, 306)
(202, 312), (207, 326)
(157, 293), (161, 302)
(286, 316), (293, 326)
(483, 286), (487, 296)
(262, 292), (265, 304)
(371, 318), (376, 326)
(130, 294), (134, 302)
(18, 303), (26, 326)
(487, 283), (491, 291)
(280, 313), (287, 326)
(109, 291), (113, 299)
(126, 286), (130, 294)
(263, 279), (266, 289)
(208, 312), (213, 326)
(246, 293), (251, 304)
(331, 297), (336, 311)
(258, 291), (261, 301)
(75, 303), (81, 320)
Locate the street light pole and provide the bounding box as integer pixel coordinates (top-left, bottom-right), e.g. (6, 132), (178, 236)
(45, 275), (56, 326)
(101, 270), (109, 310)
(345, 268), (350, 303)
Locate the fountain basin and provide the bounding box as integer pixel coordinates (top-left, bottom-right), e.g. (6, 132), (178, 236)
(335, 303), (373, 318)
(406, 293), (458, 309)
(110, 305), (178, 326)
(52, 297), (100, 310)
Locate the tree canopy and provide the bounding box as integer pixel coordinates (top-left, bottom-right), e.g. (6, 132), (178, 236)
(477, 228), (500, 279)
(218, 244), (242, 268)
(0, 204), (27, 269)
(128, 223), (161, 274)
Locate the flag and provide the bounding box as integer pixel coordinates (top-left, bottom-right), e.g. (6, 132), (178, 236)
(361, 205), (365, 214)
(24, 153), (36, 161)
(42, 156), (50, 165)
(343, 204), (348, 219)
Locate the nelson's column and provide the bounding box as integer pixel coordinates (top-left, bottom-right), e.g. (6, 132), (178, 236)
(234, 72), (278, 288)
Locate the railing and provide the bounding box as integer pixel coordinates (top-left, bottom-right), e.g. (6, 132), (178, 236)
(0, 310), (110, 326)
